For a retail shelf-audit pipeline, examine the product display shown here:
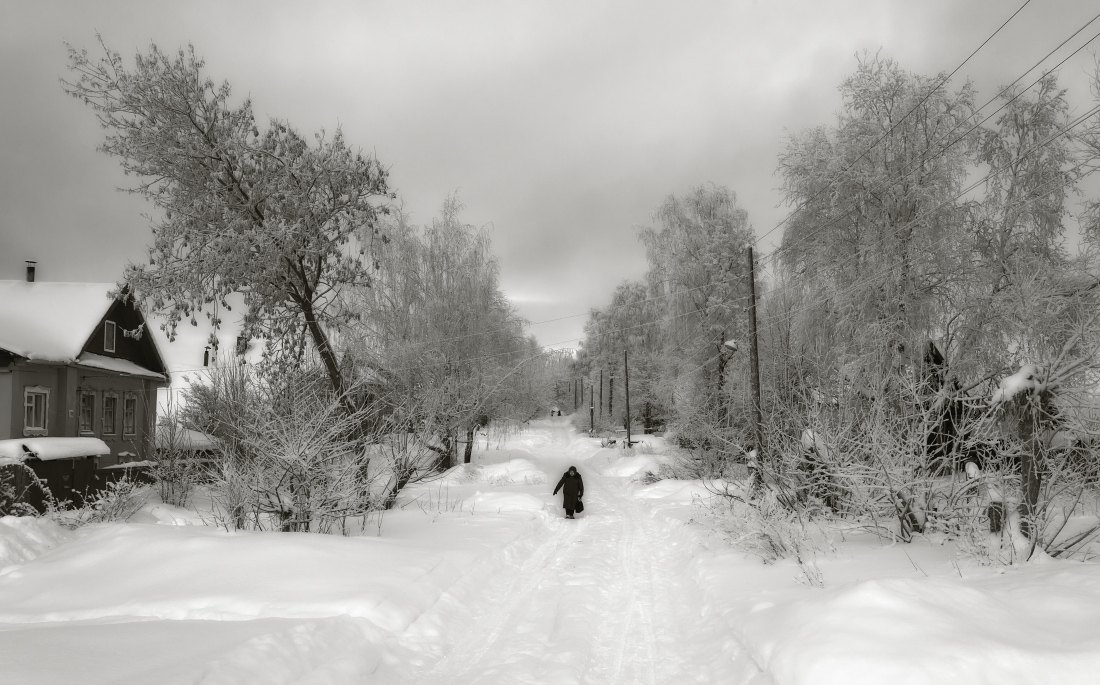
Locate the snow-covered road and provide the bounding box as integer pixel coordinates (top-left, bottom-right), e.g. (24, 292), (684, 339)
(407, 422), (740, 683)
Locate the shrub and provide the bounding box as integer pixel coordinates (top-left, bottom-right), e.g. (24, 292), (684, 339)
(86, 476), (148, 523)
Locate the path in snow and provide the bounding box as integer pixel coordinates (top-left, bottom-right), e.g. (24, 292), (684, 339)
(403, 420), (742, 684)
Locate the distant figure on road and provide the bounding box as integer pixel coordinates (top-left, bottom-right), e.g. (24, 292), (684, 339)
(553, 465), (584, 519)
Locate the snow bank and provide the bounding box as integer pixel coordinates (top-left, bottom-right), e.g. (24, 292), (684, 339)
(188, 615), (399, 684)
(0, 518), (539, 627)
(0, 516), (78, 573)
(733, 565), (1100, 684)
(438, 459), (548, 486)
(597, 454), (670, 478)
(462, 491), (547, 514)
(632, 479), (728, 502)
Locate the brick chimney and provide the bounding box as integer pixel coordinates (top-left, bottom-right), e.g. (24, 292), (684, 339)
(25, 261), (36, 282)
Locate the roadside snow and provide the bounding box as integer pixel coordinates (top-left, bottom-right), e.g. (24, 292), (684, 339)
(631, 478), (728, 502)
(597, 453), (671, 479)
(0, 516), (78, 573)
(438, 458), (548, 486)
(726, 565), (1100, 684)
(462, 491), (548, 514)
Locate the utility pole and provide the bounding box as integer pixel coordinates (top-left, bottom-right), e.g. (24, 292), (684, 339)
(609, 372), (614, 420)
(598, 369), (603, 421)
(747, 246), (763, 461)
(574, 379), (578, 412)
(624, 349), (631, 447)
(589, 385), (594, 433)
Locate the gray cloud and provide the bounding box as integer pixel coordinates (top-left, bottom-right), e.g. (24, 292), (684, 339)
(3, 0), (1098, 352)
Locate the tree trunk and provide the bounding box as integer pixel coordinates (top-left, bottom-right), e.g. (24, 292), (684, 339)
(1020, 432), (1043, 539)
(298, 295), (349, 409)
(464, 428), (474, 464)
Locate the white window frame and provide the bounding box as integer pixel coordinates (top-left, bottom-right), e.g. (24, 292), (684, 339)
(104, 320), (117, 353)
(102, 391), (119, 436)
(79, 390), (96, 435)
(123, 392), (138, 436)
(23, 386), (49, 437)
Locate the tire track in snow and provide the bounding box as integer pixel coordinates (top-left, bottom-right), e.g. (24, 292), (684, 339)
(409, 515), (589, 683)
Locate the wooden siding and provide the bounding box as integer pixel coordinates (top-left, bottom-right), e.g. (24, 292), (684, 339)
(3, 364), (156, 465)
(81, 299), (166, 374)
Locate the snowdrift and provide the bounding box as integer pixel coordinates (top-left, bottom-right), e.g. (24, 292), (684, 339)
(461, 491), (548, 514)
(0, 516), (544, 627)
(730, 565), (1100, 684)
(438, 458), (548, 486)
(631, 478), (730, 502)
(0, 515), (78, 573)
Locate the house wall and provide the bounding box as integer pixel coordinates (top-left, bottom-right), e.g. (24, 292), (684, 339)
(74, 369), (153, 466)
(0, 371), (11, 439)
(9, 365), (61, 440)
(5, 363), (155, 465)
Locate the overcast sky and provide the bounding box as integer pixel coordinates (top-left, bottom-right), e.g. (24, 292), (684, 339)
(3, 0), (1100, 355)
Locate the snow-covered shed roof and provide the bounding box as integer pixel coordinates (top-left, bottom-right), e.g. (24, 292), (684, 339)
(0, 437), (111, 465)
(155, 427), (218, 451)
(0, 281), (116, 362)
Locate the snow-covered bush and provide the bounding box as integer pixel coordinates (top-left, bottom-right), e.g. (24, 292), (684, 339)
(0, 468), (36, 517)
(151, 411), (202, 509)
(485, 419), (527, 449)
(86, 477), (148, 523)
(183, 363), (387, 533)
(703, 489), (827, 587)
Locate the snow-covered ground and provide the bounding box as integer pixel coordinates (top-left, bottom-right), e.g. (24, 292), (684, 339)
(2, 417), (1100, 684)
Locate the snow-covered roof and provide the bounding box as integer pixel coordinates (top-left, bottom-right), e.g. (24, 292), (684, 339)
(100, 460), (156, 470)
(76, 352), (165, 381)
(0, 437), (111, 462)
(0, 281), (116, 362)
(155, 427), (218, 451)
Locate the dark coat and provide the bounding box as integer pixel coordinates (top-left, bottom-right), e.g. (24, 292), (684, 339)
(553, 469), (584, 510)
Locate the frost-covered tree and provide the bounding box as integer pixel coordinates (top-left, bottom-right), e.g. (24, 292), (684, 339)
(63, 38), (392, 401)
(639, 185), (755, 412)
(778, 54), (975, 384)
(344, 197), (538, 467)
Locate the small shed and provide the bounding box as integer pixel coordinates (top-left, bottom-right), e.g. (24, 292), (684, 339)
(0, 437), (111, 511)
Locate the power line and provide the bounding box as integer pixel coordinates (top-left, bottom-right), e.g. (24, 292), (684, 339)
(548, 94), (1100, 353)
(752, 0), (1035, 253)
(530, 10), (1100, 352)
(546, 102), (1100, 356)
(761, 12), (1100, 277)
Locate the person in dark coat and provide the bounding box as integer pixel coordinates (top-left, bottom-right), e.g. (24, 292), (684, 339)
(553, 465), (584, 519)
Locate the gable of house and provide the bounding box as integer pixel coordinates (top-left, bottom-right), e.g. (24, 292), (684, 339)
(0, 281), (167, 375)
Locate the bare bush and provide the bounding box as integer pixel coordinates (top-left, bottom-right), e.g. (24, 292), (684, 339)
(184, 363), (395, 533)
(702, 490), (827, 587)
(85, 477), (148, 523)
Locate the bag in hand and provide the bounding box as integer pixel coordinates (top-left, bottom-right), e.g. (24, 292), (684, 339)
(576, 498), (584, 513)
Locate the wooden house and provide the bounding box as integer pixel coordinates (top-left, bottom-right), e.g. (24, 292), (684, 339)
(0, 271), (168, 505)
